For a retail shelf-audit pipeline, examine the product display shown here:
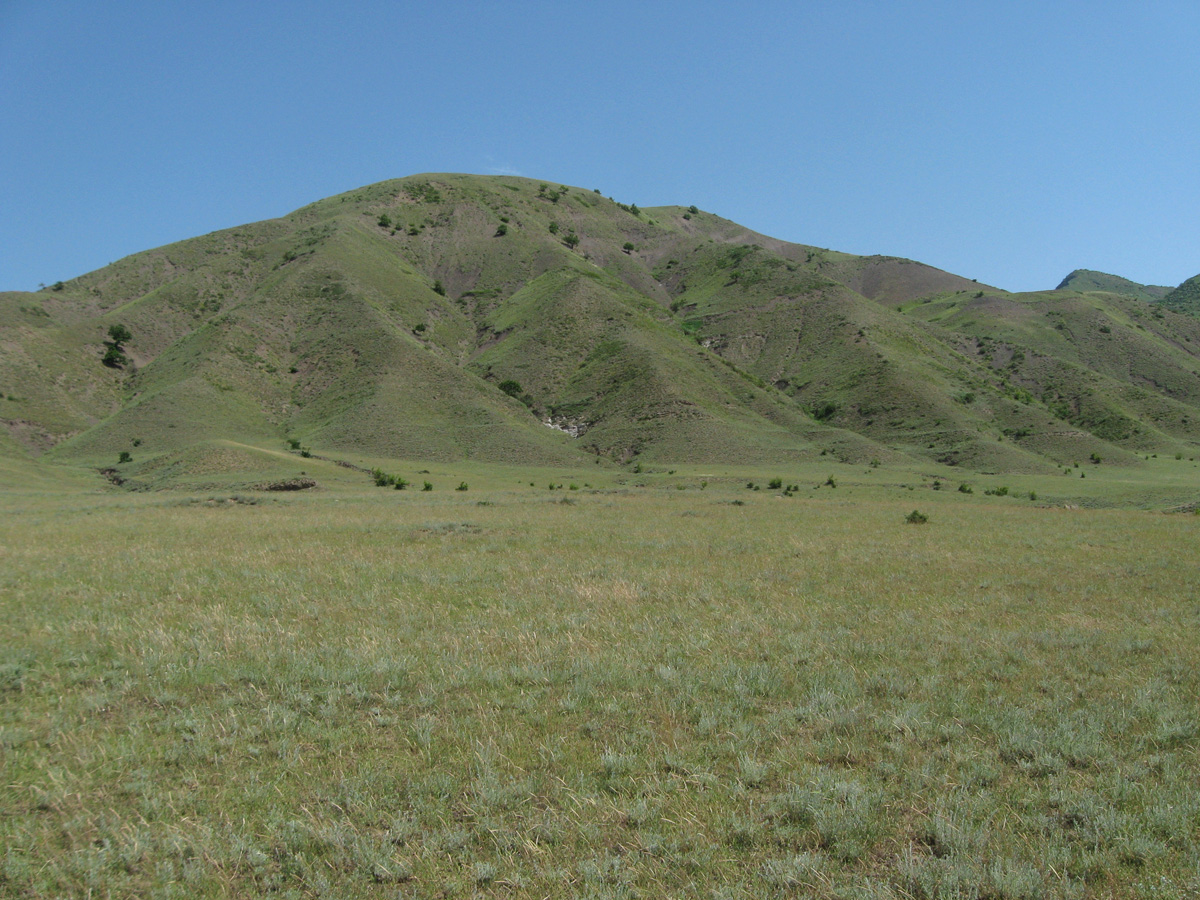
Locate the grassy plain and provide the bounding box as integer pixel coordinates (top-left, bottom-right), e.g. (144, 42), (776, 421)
(1, 463), (1198, 898)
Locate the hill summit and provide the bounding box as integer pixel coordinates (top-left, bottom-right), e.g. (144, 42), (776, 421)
(3, 173), (1200, 482)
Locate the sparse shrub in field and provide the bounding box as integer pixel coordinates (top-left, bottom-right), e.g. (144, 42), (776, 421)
(498, 380), (523, 398)
(371, 469), (407, 489)
(905, 510), (928, 524)
(1029, 491), (1037, 501)
(958, 482), (973, 493)
(456, 482), (468, 491)
(432, 280), (446, 296)
(746, 482), (755, 489)
(422, 481), (432, 491)
(569, 483), (578, 490)
(118, 451), (131, 464)
(688, 205), (699, 214)
(414, 323), (426, 333)
(933, 481), (942, 490)
(377, 213), (391, 228)
(494, 223), (507, 236)
(825, 475), (837, 488)
(287, 439), (300, 450)
(563, 231), (580, 249)
(768, 477), (783, 490)
(299, 448), (312, 458)
(870, 458), (880, 467)
(1090, 452), (1102, 464)
(623, 242), (635, 253)
(984, 486), (1009, 496)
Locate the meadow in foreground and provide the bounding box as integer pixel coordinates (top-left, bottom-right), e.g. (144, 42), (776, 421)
(1, 475), (1198, 898)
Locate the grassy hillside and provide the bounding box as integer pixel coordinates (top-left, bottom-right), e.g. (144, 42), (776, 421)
(4, 174), (1199, 483)
(1056, 269), (1172, 301)
(1162, 273), (1200, 316)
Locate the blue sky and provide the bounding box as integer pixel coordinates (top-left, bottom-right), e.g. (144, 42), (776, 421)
(2, 1), (1197, 293)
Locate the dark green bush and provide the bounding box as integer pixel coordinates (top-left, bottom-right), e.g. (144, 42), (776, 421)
(102, 345), (127, 368)
(812, 401), (838, 421)
(905, 510), (928, 524)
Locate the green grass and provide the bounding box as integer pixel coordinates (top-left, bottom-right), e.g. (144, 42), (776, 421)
(2, 470), (1198, 898)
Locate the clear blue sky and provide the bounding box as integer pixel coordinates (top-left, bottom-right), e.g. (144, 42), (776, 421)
(2, 1), (1197, 293)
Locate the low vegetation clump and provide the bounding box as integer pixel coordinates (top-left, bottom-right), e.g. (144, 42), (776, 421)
(371, 468), (408, 489)
(101, 323), (132, 368)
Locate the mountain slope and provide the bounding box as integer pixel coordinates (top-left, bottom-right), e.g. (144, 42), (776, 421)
(3, 173), (1199, 482)
(1162, 274), (1200, 316)
(1056, 269), (1172, 301)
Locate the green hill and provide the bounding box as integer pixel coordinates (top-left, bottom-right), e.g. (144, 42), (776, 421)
(3, 173), (1199, 484)
(1162, 273), (1200, 316)
(1056, 269), (1172, 301)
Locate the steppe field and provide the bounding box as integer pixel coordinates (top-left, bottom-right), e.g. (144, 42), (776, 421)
(2, 457), (1198, 899)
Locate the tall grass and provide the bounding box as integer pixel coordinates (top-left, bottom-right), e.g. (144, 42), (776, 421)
(1, 486), (1197, 897)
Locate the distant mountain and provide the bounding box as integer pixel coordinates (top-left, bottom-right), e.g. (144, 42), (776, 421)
(1162, 274), (1200, 316)
(1055, 269), (1172, 301)
(3, 174), (1199, 484)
